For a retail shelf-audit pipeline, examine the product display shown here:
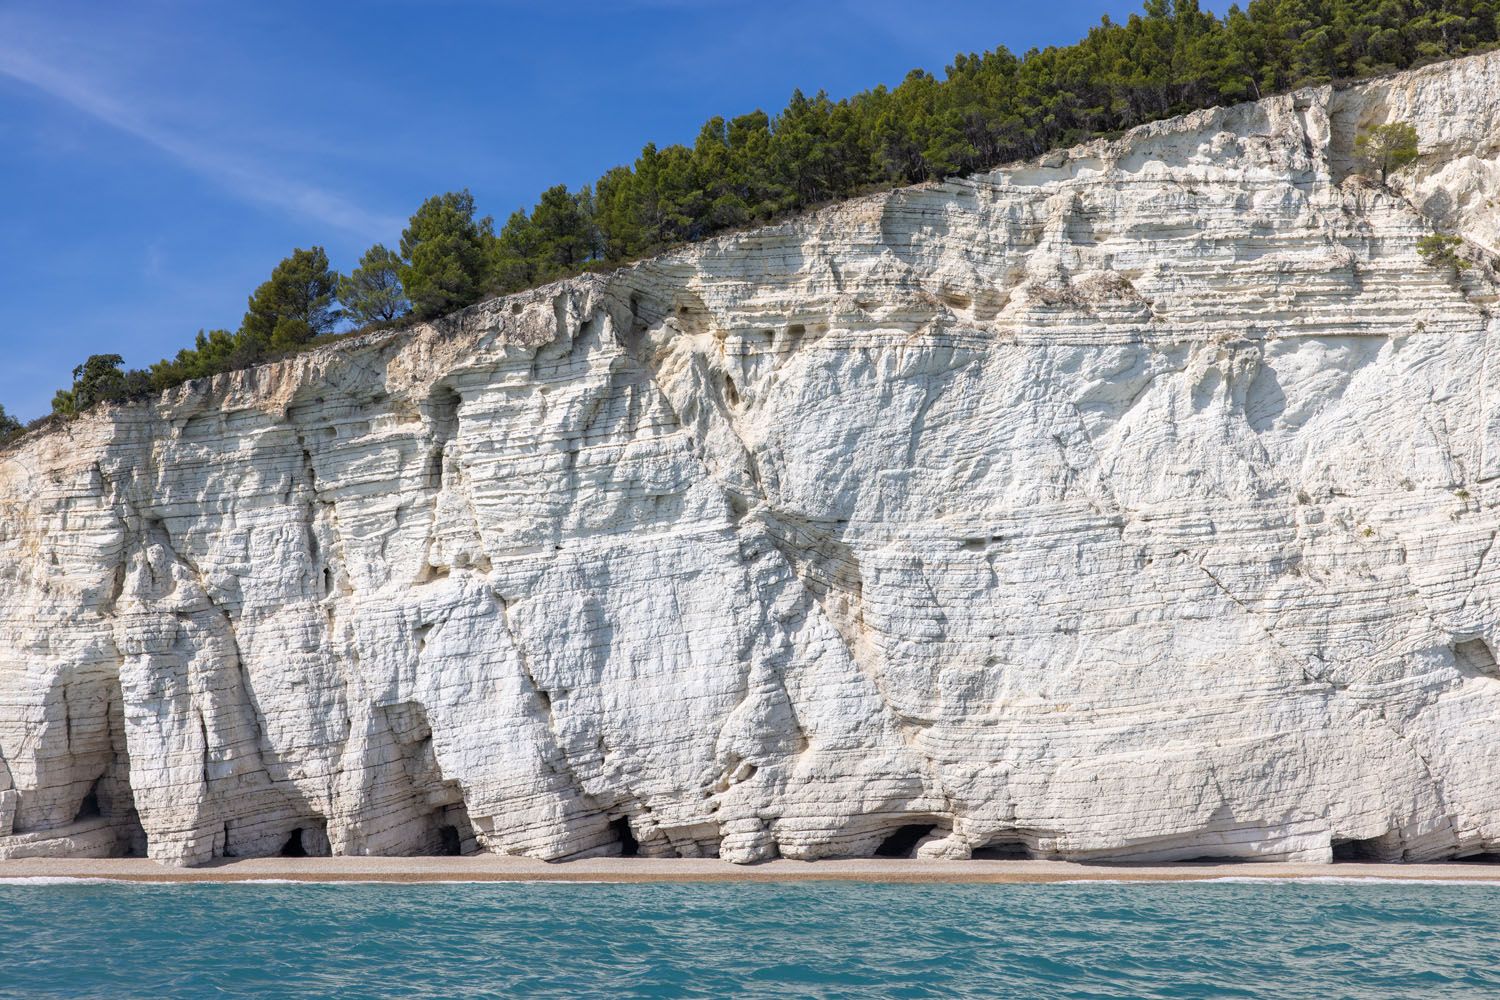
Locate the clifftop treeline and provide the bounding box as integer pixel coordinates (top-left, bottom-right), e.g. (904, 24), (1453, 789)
(5, 0), (1499, 441)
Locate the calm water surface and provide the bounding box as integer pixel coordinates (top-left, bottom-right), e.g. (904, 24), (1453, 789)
(2, 879), (1498, 998)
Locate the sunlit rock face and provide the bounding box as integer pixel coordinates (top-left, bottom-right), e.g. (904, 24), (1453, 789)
(6, 52), (1500, 867)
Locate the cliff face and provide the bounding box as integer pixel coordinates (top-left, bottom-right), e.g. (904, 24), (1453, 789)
(7, 54), (1500, 867)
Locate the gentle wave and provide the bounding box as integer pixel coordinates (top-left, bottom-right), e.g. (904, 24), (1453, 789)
(1203, 875), (1500, 886)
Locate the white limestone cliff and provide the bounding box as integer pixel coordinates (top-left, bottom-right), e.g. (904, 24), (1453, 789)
(5, 52), (1500, 867)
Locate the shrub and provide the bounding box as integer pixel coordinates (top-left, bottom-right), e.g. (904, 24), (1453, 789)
(1417, 233), (1471, 274)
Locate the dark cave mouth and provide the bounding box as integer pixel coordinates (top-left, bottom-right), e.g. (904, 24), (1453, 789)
(1331, 836), (1390, 862)
(874, 824), (936, 859)
(971, 839), (1033, 861)
(280, 829), (310, 857)
(72, 778), (102, 822)
(611, 817), (639, 858)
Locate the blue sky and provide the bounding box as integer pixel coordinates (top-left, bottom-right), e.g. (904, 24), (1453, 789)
(0, 0), (1229, 420)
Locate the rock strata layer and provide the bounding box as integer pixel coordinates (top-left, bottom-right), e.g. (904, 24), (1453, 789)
(6, 53), (1500, 866)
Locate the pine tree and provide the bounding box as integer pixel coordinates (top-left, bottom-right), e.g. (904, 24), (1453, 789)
(528, 185), (598, 279)
(240, 247), (341, 354)
(595, 166), (647, 263)
(338, 244), (408, 325)
(399, 191), (496, 319)
(491, 209), (540, 293)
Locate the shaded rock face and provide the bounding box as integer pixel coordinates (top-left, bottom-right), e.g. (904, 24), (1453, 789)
(7, 55), (1500, 868)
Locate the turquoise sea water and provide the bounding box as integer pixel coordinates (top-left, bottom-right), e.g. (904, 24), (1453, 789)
(2, 879), (1499, 998)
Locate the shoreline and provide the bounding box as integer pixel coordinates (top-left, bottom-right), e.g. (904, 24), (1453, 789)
(3, 856), (1500, 885)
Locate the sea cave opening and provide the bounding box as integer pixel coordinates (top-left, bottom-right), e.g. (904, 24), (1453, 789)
(971, 839), (1032, 860)
(280, 829), (309, 857)
(73, 777), (102, 822)
(874, 824), (936, 859)
(611, 817), (639, 858)
(438, 824), (462, 857)
(1331, 836), (1387, 862)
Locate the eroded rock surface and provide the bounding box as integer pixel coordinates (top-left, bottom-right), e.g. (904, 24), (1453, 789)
(6, 53), (1500, 866)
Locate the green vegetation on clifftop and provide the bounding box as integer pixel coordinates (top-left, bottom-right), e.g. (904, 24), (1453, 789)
(0, 405), (20, 445)
(20, 0), (1500, 432)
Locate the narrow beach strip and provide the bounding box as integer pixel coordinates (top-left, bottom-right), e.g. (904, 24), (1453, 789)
(3, 856), (1500, 885)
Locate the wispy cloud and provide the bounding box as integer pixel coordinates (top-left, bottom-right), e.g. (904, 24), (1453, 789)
(0, 29), (401, 240)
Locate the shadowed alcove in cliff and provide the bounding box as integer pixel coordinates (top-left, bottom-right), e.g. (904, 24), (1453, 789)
(610, 817), (640, 858)
(1454, 638), (1499, 679)
(971, 839), (1034, 860)
(70, 759), (148, 857)
(1458, 852), (1500, 865)
(874, 824), (937, 858)
(72, 778), (102, 822)
(430, 801), (475, 856)
(423, 383), (462, 492)
(1332, 835), (1394, 862)
(279, 820), (331, 858)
